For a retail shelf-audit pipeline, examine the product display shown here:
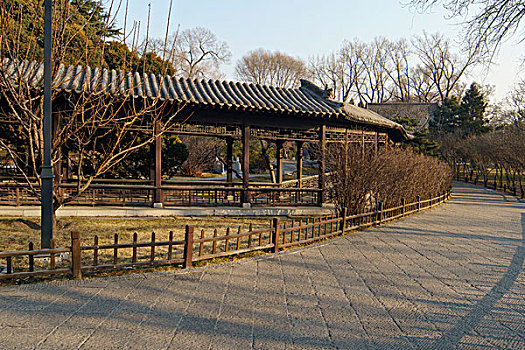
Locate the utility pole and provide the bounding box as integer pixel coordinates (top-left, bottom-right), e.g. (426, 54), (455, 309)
(41, 0), (54, 248)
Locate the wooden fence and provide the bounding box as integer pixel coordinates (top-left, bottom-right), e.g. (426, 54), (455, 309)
(0, 191), (450, 281)
(461, 177), (525, 199)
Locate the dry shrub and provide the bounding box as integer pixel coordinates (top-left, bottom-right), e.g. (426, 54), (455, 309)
(327, 145), (452, 214)
(179, 136), (219, 176)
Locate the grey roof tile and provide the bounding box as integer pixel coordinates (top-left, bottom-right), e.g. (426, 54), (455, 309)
(0, 59), (409, 138)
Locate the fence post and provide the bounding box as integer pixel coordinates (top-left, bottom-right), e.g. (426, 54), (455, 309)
(184, 225), (194, 268)
(28, 242), (34, 272)
(416, 196), (420, 212)
(377, 203), (383, 224)
(272, 218), (280, 253)
(71, 230), (82, 279)
(401, 198), (405, 216)
(6, 256), (12, 274)
(50, 238), (56, 270)
(340, 207), (347, 234)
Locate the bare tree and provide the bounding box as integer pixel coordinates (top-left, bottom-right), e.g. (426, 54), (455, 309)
(0, 0), (181, 225)
(508, 79), (525, 121)
(354, 38), (393, 104)
(449, 122), (525, 191)
(309, 38), (439, 104)
(145, 27), (231, 79)
(179, 136), (219, 177)
(307, 34), (479, 104)
(409, 0), (525, 59)
(309, 53), (354, 102)
(309, 54), (344, 100)
(235, 49), (307, 88)
(412, 32), (481, 102)
(409, 65), (439, 102)
(384, 39), (413, 102)
(173, 27), (231, 79)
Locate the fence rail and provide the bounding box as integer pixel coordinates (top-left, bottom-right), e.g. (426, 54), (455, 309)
(0, 191), (450, 281)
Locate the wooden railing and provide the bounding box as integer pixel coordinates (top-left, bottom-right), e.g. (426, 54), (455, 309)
(0, 182), (321, 207)
(0, 191), (450, 281)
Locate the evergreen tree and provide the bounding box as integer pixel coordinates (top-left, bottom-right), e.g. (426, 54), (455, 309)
(1, 0), (174, 75)
(460, 82), (490, 136)
(394, 116), (440, 155)
(1, 0), (121, 66)
(430, 96), (461, 136)
(71, 0), (121, 38)
(430, 83), (490, 137)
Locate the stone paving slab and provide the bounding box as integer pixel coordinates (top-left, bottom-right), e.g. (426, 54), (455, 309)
(0, 182), (524, 349)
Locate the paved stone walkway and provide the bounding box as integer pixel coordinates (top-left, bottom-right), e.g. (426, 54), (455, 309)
(1, 182), (524, 349)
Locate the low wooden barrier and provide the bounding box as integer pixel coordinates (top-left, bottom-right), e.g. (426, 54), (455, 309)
(0, 191), (450, 281)
(461, 177), (525, 199)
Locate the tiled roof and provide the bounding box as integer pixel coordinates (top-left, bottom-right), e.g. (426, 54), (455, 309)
(0, 59), (408, 138)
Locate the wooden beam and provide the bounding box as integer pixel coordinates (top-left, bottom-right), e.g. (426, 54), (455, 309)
(241, 123), (251, 205)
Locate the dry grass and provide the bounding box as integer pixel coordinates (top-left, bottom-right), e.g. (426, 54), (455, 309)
(0, 216), (283, 282)
(0, 216), (275, 251)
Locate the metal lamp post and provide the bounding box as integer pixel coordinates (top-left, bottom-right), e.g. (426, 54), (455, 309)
(41, 0), (54, 248)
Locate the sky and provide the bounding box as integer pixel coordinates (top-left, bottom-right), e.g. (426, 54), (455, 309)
(111, 0), (524, 102)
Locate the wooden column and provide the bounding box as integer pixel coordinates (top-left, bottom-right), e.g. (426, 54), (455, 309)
(344, 129), (349, 177)
(276, 140), (284, 184)
(318, 125), (326, 206)
(296, 141), (303, 188)
(343, 129), (348, 195)
(226, 137), (233, 186)
(151, 119), (163, 207)
(361, 130), (365, 159)
(62, 147), (70, 180)
(241, 123), (251, 205)
(374, 132), (378, 155)
(52, 113), (62, 184)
